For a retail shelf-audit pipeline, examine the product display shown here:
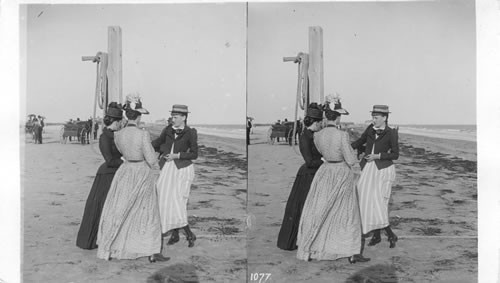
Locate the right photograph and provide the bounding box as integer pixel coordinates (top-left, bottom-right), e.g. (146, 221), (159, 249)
(247, 1), (477, 282)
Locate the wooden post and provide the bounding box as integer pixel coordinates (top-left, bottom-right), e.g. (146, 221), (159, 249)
(107, 26), (122, 104)
(308, 26), (324, 104)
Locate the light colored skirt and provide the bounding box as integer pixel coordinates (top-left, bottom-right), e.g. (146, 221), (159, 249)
(357, 162), (396, 234)
(156, 162), (195, 233)
(296, 162), (361, 261)
(96, 162), (162, 260)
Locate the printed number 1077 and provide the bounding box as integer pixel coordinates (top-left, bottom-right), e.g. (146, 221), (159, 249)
(250, 273), (271, 283)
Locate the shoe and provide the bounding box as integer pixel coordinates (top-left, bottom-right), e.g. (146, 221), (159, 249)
(388, 235), (398, 248)
(368, 236), (381, 246)
(187, 234), (196, 248)
(148, 253), (170, 263)
(348, 254), (371, 264)
(183, 225), (196, 248)
(167, 231), (180, 245)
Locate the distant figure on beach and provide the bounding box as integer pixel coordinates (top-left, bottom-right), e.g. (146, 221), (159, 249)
(93, 122), (99, 140)
(290, 119), (303, 145)
(297, 96), (370, 264)
(38, 115), (45, 133)
(275, 120), (282, 142)
(247, 117), (252, 145)
(351, 105), (399, 249)
(77, 103), (123, 250)
(277, 103), (323, 251)
(97, 95), (169, 263)
(33, 118), (43, 144)
(152, 104), (198, 248)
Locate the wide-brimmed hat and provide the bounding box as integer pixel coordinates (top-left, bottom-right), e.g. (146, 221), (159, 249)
(305, 103), (324, 119)
(106, 102), (123, 118)
(170, 104), (190, 115)
(124, 93), (149, 114)
(325, 93), (349, 115)
(371, 105), (390, 114)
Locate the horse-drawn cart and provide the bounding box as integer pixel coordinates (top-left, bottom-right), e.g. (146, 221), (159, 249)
(267, 121), (302, 145)
(60, 121), (91, 144)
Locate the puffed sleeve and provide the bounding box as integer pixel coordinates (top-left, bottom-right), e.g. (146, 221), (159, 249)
(179, 128), (198, 160)
(299, 131), (323, 168)
(151, 127), (167, 153)
(142, 130), (159, 169)
(351, 125), (370, 152)
(99, 132), (123, 168)
(341, 131), (357, 166)
(380, 129), (399, 160)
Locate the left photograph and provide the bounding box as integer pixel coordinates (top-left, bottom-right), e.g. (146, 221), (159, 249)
(20, 4), (247, 282)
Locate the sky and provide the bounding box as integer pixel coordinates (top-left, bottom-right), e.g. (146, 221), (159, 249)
(21, 3), (246, 124)
(247, 1), (476, 125)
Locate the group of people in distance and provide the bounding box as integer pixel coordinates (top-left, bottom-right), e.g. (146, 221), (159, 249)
(31, 115), (45, 144)
(277, 94), (399, 264)
(76, 94), (198, 263)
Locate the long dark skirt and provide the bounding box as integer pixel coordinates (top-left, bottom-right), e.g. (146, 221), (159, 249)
(277, 166), (316, 250)
(76, 172), (114, 249)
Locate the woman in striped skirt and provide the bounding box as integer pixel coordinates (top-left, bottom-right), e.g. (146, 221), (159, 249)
(152, 104), (198, 248)
(296, 96), (370, 264)
(351, 105), (399, 248)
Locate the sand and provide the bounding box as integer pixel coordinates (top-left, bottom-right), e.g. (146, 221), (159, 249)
(247, 125), (477, 282)
(22, 125), (247, 282)
(21, 124), (478, 282)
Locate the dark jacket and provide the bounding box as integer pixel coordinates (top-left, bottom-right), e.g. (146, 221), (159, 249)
(297, 129), (323, 175)
(96, 128), (123, 174)
(151, 125), (198, 169)
(351, 124), (399, 170)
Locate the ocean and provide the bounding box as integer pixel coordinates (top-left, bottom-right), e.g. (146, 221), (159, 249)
(396, 124), (476, 142)
(147, 123), (245, 140)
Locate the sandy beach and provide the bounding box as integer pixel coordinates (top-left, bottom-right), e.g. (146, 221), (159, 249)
(22, 125), (247, 282)
(247, 125), (477, 282)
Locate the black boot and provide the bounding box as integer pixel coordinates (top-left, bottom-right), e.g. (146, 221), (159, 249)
(384, 226), (398, 248)
(167, 229), (180, 245)
(183, 225), (196, 248)
(368, 230), (382, 246)
(149, 238), (170, 263)
(348, 254), (371, 264)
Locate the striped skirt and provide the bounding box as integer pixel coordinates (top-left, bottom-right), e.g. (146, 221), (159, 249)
(96, 162), (162, 260)
(357, 162), (396, 234)
(296, 162), (361, 261)
(156, 161), (195, 233)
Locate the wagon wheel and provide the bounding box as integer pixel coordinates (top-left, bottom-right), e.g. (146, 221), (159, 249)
(287, 129), (295, 146)
(60, 126), (66, 144)
(80, 129), (88, 145)
(267, 127), (274, 145)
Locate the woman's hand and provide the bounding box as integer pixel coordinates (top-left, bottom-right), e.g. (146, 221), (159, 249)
(364, 154), (380, 162)
(164, 153), (180, 162)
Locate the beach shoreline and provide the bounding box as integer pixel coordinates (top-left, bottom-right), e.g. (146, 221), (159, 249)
(247, 126), (477, 282)
(22, 125), (247, 282)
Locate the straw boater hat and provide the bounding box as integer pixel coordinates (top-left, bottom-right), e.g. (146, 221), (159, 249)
(325, 93), (349, 115)
(371, 105), (391, 114)
(124, 93), (149, 114)
(170, 104), (190, 115)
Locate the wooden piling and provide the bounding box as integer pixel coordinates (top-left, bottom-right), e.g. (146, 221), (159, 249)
(308, 26), (324, 104)
(107, 26), (122, 104)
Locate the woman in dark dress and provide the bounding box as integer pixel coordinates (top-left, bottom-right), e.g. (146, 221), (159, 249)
(76, 103), (123, 249)
(277, 103), (324, 250)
